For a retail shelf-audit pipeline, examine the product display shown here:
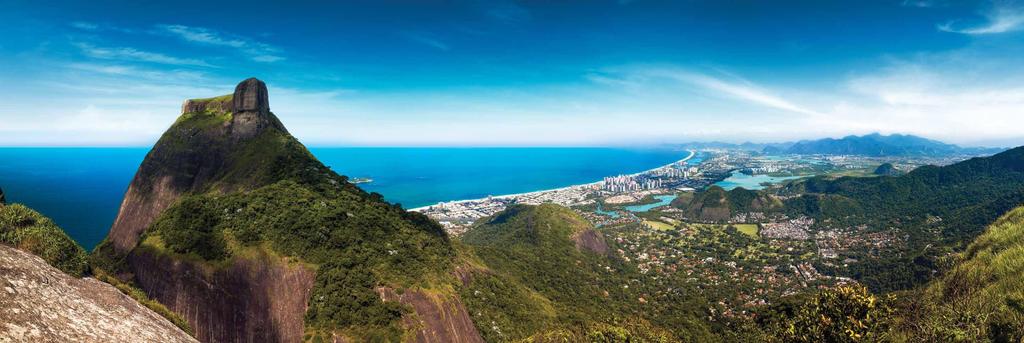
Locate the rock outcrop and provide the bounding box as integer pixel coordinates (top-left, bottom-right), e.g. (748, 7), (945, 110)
(106, 78), (285, 252)
(0, 244), (196, 343)
(572, 229), (609, 255)
(129, 248), (315, 343)
(377, 288), (484, 343)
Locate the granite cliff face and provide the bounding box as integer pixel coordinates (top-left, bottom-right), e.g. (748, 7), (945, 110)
(106, 78), (286, 252)
(0, 244), (195, 342)
(95, 78), (480, 342)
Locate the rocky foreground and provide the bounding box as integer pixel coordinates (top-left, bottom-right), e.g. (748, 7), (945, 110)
(0, 245), (195, 343)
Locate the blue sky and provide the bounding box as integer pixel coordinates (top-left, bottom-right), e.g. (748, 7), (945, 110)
(1, 0), (1023, 147)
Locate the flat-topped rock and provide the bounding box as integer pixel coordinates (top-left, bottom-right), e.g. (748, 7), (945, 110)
(232, 77), (269, 113)
(181, 95), (233, 115)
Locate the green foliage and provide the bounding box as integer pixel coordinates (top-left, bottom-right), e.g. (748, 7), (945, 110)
(782, 147), (1024, 292)
(892, 206), (1024, 342)
(0, 204), (88, 276)
(150, 196), (228, 260)
(524, 320), (676, 343)
(460, 204), (718, 342)
(143, 178), (454, 337)
(673, 186), (782, 222)
(760, 285), (894, 343)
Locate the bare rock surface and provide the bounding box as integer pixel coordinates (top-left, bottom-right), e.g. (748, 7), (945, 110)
(377, 287), (484, 343)
(0, 245), (196, 343)
(129, 248), (315, 343)
(572, 229), (609, 255)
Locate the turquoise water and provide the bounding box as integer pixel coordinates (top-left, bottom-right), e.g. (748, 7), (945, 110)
(714, 171), (806, 190)
(0, 147), (685, 249)
(623, 194), (678, 212)
(595, 203), (621, 218)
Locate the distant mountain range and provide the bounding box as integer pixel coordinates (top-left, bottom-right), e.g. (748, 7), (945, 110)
(679, 133), (1005, 157)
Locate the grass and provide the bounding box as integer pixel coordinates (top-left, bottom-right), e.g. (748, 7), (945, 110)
(643, 220), (676, 231)
(733, 224), (759, 238)
(0, 204), (88, 276)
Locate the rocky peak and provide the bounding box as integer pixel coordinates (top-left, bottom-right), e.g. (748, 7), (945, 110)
(227, 77), (285, 139)
(232, 77), (270, 113)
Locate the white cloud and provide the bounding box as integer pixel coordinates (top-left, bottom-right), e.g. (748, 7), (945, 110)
(74, 43), (215, 67)
(156, 24), (284, 63)
(668, 72), (821, 116)
(939, 1), (1024, 34)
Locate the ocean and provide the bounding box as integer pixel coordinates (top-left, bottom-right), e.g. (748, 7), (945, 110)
(0, 147), (686, 249)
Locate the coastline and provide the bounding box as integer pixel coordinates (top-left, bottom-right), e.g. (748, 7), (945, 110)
(410, 149), (696, 212)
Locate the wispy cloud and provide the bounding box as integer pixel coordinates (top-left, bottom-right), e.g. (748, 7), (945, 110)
(938, 1), (1024, 34)
(902, 0), (946, 8)
(74, 42), (215, 67)
(667, 71), (821, 116)
(70, 21), (99, 30)
(400, 31), (450, 51)
(68, 21), (135, 33)
(156, 24), (284, 62)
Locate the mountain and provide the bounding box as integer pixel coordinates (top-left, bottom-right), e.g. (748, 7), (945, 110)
(781, 145), (1024, 291)
(458, 204), (717, 342)
(872, 162), (902, 176)
(781, 133), (1001, 157)
(671, 186), (783, 222)
(0, 200), (195, 342)
(91, 78), (474, 342)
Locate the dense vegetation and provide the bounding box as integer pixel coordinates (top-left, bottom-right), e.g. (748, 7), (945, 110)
(889, 206), (1024, 341)
(781, 146), (1024, 292)
(0, 203), (88, 276)
(671, 186), (781, 222)
(459, 204), (718, 342)
(91, 103), (456, 341)
(756, 285), (895, 342)
(143, 179), (454, 339)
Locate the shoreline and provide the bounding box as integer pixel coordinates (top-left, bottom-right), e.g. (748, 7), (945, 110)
(410, 149), (696, 211)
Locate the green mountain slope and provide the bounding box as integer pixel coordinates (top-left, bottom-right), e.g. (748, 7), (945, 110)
(92, 79), (465, 342)
(671, 186), (783, 222)
(894, 206), (1024, 341)
(780, 146), (1024, 291)
(459, 203), (717, 342)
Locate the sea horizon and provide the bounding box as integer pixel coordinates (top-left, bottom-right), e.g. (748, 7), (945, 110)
(0, 146), (688, 249)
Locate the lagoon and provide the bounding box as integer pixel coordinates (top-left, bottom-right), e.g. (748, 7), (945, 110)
(714, 171), (806, 190)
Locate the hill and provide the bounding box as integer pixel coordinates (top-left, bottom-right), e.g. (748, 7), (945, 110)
(671, 186), (783, 222)
(781, 133), (1000, 157)
(459, 203), (717, 342)
(91, 78), (471, 342)
(781, 146), (1024, 291)
(893, 206), (1024, 341)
